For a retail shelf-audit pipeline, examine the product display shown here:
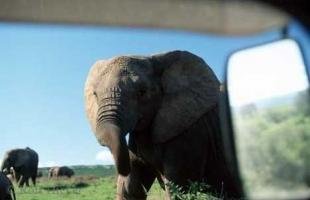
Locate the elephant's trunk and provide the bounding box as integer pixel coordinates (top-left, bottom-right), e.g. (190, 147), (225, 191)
(96, 92), (130, 176)
(96, 123), (130, 176)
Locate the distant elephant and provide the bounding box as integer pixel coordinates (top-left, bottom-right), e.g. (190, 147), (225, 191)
(1, 147), (39, 187)
(84, 50), (242, 199)
(0, 172), (16, 200)
(48, 166), (74, 178)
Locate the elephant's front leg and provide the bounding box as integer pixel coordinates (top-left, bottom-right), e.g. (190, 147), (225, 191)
(116, 153), (156, 200)
(14, 172), (21, 184)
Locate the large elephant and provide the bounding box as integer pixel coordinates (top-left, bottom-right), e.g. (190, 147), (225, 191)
(84, 50), (242, 199)
(0, 172), (16, 200)
(48, 166), (74, 178)
(1, 147), (39, 187)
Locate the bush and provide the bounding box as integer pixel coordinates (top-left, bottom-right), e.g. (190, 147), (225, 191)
(166, 181), (222, 200)
(234, 89), (310, 194)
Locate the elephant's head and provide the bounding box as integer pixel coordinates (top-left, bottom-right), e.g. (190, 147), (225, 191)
(1, 149), (30, 173)
(85, 50), (220, 176)
(1, 153), (14, 173)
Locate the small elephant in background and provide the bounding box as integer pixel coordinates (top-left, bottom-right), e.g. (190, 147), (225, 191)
(48, 166), (74, 178)
(84, 50), (242, 199)
(0, 172), (16, 200)
(1, 147), (39, 187)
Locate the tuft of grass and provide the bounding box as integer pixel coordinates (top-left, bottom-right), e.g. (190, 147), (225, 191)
(166, 181), (223, 200)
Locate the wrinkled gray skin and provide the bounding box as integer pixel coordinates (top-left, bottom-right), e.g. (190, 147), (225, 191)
(1, 147), (39, 187)
(85, 51), (242, 199)
(0, 172), (16, 200)
(48, 166), (74, 178)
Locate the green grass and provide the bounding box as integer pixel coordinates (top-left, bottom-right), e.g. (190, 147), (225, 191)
(14, 165), (166, 200)
(15, 165), (220, 200)
(15, 176), (116, 200)
(15, 176), (167, 200)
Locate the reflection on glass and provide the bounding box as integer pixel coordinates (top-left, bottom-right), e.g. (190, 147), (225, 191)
(227, 39), (310, 199)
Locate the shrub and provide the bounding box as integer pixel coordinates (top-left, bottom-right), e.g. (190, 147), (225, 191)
(166, 181), (222, 200)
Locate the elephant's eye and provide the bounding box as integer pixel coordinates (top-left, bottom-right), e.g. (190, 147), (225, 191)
(93, 91), (98, 99)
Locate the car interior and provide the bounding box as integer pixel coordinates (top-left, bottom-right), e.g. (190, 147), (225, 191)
(0, 0), (309, 199)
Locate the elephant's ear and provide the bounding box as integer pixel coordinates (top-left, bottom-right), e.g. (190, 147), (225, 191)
(84, 60), (108, 133)
(151, 51), (220, 143)
(14, 150), (30, 168)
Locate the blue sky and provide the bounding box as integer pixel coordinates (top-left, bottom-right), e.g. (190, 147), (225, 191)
(0, 21), (309, 167)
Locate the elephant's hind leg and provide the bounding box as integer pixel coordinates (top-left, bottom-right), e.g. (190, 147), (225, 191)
(18, 176), (26, 187)
(116, 152), (157, 200)
(25, 178), (29, 187)
(31, 176), (36, 186)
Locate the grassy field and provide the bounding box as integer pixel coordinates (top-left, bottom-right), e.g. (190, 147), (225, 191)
(14, 165), (166, 200)
(15, 176), (166, 200)
(14, 165), (221, 199)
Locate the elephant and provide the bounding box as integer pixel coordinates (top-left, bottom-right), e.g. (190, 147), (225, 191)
(0, 172), (16, 200)
(48, 166), (74, 178)
(1, 147), (39, 187)
(84, 50), (242, 199)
